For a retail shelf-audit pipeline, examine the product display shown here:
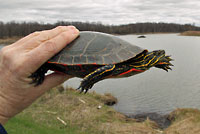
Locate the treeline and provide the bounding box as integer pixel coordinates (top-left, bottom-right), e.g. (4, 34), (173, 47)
(0, 21), (200, 38)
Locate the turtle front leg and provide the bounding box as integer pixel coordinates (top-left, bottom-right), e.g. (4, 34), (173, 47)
(77, 64), (116, 93)
(29, 64), (49, 86)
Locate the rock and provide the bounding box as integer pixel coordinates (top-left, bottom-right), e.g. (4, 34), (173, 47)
(138, 35), (146, 38)
(127, 112), (171, 129)
(97, 105), (102, 109)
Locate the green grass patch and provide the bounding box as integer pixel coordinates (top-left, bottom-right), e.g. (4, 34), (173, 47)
(2, 86), (162, 134)
(5, 114), (84, 134)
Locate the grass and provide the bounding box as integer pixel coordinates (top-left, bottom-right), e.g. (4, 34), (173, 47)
(3, 86), (200, 134)
(4, 86), (158, 134)
(165, 108), (200, 134)
(5, 115), (81, 134)
(180, 31), (200, 36)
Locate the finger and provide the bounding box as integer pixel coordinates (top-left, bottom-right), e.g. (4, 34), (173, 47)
(36, 72), (72, 94)
(10, 31), (40, 47)
(27, 28), (79, 72)
(16, 26), (77, 49)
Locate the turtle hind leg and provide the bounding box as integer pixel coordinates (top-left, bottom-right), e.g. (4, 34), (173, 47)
(77, 64), (116, 94)
(29, 64), (49, 86)
(77, 83), (94, 94)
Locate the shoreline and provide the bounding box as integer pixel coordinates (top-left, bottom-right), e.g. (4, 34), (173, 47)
(0, 32), (180, 44)
(180, 31), (200, 36)
(0, 37), (21, 44)
(4, 86), (200, 134)
(2, 31), (198, 45)
(127, 112), (171, 129)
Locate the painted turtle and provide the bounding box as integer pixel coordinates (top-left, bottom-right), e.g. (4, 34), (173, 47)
(30, 31), (173, 93)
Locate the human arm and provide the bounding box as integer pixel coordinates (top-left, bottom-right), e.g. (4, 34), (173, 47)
(0, 26), (79, 124)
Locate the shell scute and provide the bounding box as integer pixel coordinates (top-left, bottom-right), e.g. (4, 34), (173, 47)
(48, 31), (145, 65)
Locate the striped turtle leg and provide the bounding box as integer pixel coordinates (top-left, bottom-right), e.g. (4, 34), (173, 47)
(77, 64), (116, 93)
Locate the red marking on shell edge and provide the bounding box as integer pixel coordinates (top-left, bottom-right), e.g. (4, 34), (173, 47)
(119, 68), (144, 76)
(77, 64), (83, 71)
(92, 63), (97, 65)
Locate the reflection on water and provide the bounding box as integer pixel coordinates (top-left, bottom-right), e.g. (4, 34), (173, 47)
(64, 34), (200, 115)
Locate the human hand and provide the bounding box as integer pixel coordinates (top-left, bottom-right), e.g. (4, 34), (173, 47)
(0, 26), (79, 124)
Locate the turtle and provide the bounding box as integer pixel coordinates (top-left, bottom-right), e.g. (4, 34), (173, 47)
(30, 31), (173, 93)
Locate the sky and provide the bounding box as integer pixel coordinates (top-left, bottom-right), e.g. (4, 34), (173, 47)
(0, 0), (200, 26)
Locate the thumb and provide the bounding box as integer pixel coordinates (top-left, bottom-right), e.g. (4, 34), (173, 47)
(38, 72), (72, 93)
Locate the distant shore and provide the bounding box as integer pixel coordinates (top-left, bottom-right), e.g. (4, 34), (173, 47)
(0, 21), (200, 38)
(180, 31), (200, 36)
(0, 37), (21, 45)
(0, 32), (178, 45)
(1, 31), (199, 45)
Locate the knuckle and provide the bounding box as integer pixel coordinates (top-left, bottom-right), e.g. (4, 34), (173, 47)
(56, 26), (65, 32)
(41, 33), (49, 41)
(11, 60), (24, 73)
(0, 46), (12, 61)
(0, 46), (7, 55)
(0, 46), (23, 73)
(31, 31), (40, 37)
(44, 41), (57, 54)
(60, 32), (69, 41)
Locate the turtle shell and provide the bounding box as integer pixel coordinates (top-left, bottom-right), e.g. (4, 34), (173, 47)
(48, 31), (145, 65)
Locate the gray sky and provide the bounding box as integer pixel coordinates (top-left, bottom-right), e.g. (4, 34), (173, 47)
(0, 0), (200, 26)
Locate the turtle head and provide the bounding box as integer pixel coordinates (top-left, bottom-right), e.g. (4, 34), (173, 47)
(151, 50), (173, 71)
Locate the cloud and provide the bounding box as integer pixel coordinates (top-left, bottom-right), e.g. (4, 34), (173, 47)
(0, 0), (199, 26)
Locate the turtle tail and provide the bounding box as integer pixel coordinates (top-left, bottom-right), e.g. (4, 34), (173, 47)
(148, 50), (174, 72)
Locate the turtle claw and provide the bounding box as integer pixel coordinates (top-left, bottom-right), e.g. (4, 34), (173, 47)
(77, 87), (87, 94)
(165, 55), (174, 61)
(77, 83), (94, 94)
(76, 86), (85, 94)
(29, 65), (48, 86)
(154, 54), (174, 72)
(29, 72), (44, 86)
(161, 63), (173, 72)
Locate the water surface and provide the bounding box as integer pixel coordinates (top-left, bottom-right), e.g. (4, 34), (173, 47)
(64, 34), (200, 115)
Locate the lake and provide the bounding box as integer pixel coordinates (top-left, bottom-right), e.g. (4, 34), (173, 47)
(1, 34), (200, 116)
(63, 34), (200, 116)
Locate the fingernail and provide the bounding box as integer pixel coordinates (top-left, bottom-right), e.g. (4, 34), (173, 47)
(67, 25), (76, 29)
(69, 28), (79, 35)
(67, 26), (79, 34)
(72, 28), (79, 34)
(68, 25), (76, 30)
